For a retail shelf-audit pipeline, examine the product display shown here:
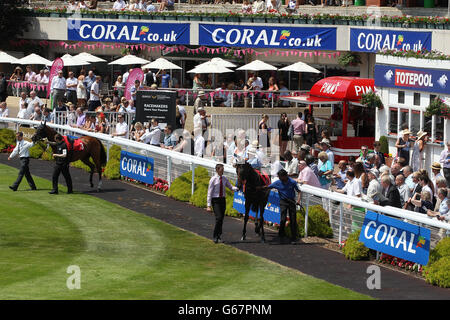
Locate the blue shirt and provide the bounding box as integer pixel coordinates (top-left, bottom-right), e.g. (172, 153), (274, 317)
(247, 157), (261, 169)
(161, 74), (170, 88)
(268, 178), (299, 201)
(164, 133), (177, 147)
(318, 160), (333, 186)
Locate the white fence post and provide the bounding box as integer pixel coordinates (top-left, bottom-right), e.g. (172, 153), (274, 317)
(167, 155), (172, 187)
(191, 162), (195, 195)
(304, 194), (310, 238)
(339, 202), (343, 245)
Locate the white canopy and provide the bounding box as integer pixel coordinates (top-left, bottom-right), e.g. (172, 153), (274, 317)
(188, 61), (233, 74)
(0, 52), (18, 64)
(279, 61), (321, 74)
(108, 54), (149, 65)
(48, 54), (90, 67)
(141, 58), (181, 70)
(210, 57), (237, 68)
(16, 53), (52, 66)
(236, 60), (278, 71)
(73, 52), (107, 63)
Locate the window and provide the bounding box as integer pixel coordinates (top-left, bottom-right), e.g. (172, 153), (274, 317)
(410, 111), (421, 137)
(400, 109), (408, 131)
(430, 94), (437, 102)
(424, 115), (432, 139)
(436, 116), (444, 142)
(414, 92), (421, 106)
(398, 91), (405, 104)
(389, 108), (398, 134)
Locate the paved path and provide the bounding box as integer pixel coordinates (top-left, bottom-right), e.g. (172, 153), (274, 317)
(1, 154), (449, 300)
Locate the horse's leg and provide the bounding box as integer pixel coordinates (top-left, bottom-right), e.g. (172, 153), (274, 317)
(81, 158), (95, 188)
(259, 203), (265, 243)
(91, 152), (103, 192)
(241, 201), (250, 241)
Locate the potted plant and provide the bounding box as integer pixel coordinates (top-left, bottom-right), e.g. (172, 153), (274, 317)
(425, 97), (450, 118)
(189, 12), (202, 21)
(252, 13), (266, 23)
(292, 13), (308, 24)
(361, 91), (384, 110)
(226, 12), (240, 22)
(240, 14), (253, 23)
(338, 52), (361, 67)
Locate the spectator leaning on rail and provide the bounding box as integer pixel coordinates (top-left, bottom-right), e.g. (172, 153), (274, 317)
(139, 119), (162, 146)
(439, 141), (450, 187)
(363, 168), (382, 204)
(374, 175), (402, 209)
(111, 113), (129, 139)
(427, 188), (450, 222)
(161, 125), (177, 149)
(297, 160), (321, 188)
(0, 102), (9, 118)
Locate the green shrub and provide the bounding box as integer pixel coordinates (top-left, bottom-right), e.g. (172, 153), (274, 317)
(41, 147), (54, 161)
(29, 141), (46, 159)
(189, 176), (210, 208)
(104, 159), (121, 180)
(109, 144), (122, 162)
(0, 128), (16, 150)
(167, 167), (210, 202)
(284, 205), (333, 239)
(424, 256), (450, 288)
(379, 136), (389, 155)
(428, 237), (450, 265)
(342, 230), (370, 260)
(71, 159), (93, 172)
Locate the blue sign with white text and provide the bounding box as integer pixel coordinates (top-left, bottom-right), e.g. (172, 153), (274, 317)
(350, 28), (432, 53)
(199, 24), (336, 50)
(375, 64), (450, 95)
(120, 151), (154, 185)
(233, 190), (281, 224)
(359, 211), (430, 265)
(68, 20), (190, 44)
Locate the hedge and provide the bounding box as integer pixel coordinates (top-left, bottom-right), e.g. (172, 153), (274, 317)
(29, 141), (47, 159)
(424, 237), (450, 288)
(0, 128), (16, 150)
(342, 230), (370, 261)
(285, 205), (334, 239)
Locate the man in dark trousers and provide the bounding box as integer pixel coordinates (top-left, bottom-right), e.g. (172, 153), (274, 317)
(48, 133), (73, 195)
(8, 131), (37, 191)
(207, 163), (238, 243)
(266, 169), (302, 244)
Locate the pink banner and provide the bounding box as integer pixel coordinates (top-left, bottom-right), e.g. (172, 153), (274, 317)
(125, 68), (144, 101)
(47, 58), (64, 98)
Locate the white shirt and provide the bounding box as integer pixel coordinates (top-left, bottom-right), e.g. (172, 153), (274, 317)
(364, 179), (382, 203)
(177, 105), (186, 122)
(66, 77), (78, 91)
(342, 178), (362, 198)
(35, 74), (49, 84)
(122, 72), (129, 85)
(140, 127), (161, 145)
(193, 113), (202, 131)
(194, 135), (205, 157)
(51, 76), (66, 90)
(17, 108), (27, 119)
(10, 140), (34, 158)
(28, 96), (44, 109)
(207, 174), (235, 207)
(286, 158), (299, 176)
(115, 121), (129, 139)
(25, 71), (36, 82)
(251, 77), (263, 90)
(113, 0), (126, 10)
(90, 82), (100, 101)
(0, 107), (9, 117)
(126, 105), (136, 114)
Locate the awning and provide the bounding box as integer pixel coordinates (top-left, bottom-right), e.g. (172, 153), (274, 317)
(309, 76), (375, 101)
(280, 94), (343, 105)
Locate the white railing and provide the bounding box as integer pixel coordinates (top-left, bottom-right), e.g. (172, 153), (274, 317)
(1, 117), (449, 247)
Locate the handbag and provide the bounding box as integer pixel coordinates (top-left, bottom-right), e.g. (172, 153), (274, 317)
(287, 124), (294, 141)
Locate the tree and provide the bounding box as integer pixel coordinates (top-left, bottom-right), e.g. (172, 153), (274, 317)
(0, 1), (31, 41)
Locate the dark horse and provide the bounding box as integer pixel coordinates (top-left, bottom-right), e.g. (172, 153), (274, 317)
(236, 162), (271, 243)
(32, 121), (107, 191)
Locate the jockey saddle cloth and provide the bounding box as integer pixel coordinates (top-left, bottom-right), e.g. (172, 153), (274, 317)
(62, 135), (85, 152)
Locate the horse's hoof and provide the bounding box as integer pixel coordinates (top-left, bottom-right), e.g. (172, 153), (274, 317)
(97, 188), (102, 193)
(90, 184), (94, 188)
(241, 234), (246, 241)
(260, 238), (266, 244)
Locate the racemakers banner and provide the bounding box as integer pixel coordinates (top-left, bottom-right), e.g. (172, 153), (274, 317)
(120, 151), (154, 185)
(233, 190), (281, 224)
(135, 90), (177, 128)
(199, 24), (336, 50)
(350, 28), (432, 53)
(359, 211), (430, 265)
(375, 64), (450, 95)
(68, 20), (190, 44)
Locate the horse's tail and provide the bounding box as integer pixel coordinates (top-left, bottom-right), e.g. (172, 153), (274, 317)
(97, 139), (107, 167)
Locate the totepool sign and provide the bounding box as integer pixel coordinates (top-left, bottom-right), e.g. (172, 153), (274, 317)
(359, 211), (430, 265)
(375, 64), (450, 95)
(120, 151), (154, 185)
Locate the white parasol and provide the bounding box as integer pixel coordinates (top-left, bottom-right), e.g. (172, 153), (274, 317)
(188, 61), (233, 74)
(108, 54), (150, 65)
(279, 61), (321, 73)
(236, 59), (278, 71)
(0, 52), (19, 64)
(73, 52), (107, 63)
(141, 58), (181, 70)
(16, 53), (53, 66)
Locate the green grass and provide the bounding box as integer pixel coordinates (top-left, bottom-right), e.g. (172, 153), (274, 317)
(0, 164), (372, 300)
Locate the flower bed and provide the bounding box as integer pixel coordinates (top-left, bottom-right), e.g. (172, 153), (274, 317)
(123, 176), (170, 193)
(378, 253), (423, 275)
(26, 7), (450, 29)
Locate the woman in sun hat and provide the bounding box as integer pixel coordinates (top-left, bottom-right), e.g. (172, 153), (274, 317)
(411, 130), (427, 172)
(395, 128), (412, 166)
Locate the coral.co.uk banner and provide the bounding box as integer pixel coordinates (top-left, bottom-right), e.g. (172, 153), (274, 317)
(375, 64), (450, 95)
(233, 190), (281, 224)
(350, 28), (431, 53)
(199, 24), (336, 50)
(359, 211), (430, 265)
(120, 151), (154, 185)
(68, 20), (190, 44)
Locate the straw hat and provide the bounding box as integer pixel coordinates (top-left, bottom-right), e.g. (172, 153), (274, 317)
(417, 130), (427, 140)
(300, 144), (311, 152)
(431, 162), (442, 170)
(401, 129), (412, 135)
(320, 138), (331, 146)
(251, 140), (262, 148)
(198, 90), (205, 96)
(369, 168), (379, 178)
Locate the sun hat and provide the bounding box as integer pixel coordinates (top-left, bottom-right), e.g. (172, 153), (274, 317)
(198, 90), (205, 95)
(251, 140), (262, 148)
(417, 130), (427, 140)
(369, 168), (379, 178)
(401, 129), (412, 135)
(300, 144), (311, 152)
(320, 138), (331, 146)
(431, 162), (442, 170)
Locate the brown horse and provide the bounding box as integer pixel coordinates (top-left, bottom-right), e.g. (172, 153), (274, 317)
(32, 121), (107, 191)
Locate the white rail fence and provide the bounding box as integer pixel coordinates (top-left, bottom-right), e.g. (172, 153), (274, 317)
(1, 118), (449, 249)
